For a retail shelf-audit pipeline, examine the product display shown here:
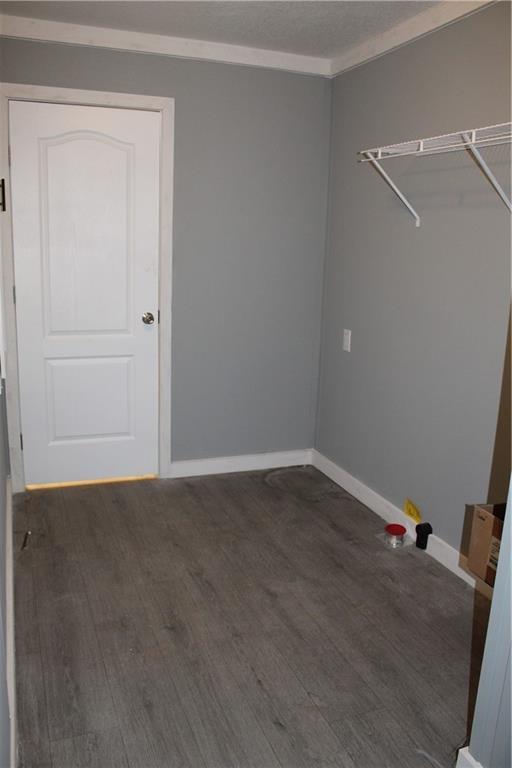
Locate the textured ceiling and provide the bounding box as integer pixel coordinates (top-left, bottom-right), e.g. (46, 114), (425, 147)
(0, 1), (445, 57)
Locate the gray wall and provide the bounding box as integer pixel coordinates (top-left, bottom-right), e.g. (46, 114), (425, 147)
(316, 2), (511, 549)
(0, 38), (331, 461)
(0, 388), (11, 768)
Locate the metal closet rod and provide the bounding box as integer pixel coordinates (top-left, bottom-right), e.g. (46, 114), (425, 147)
(358, 122), (512, 227)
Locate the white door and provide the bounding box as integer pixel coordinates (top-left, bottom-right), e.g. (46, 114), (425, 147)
(9, 101), (161, 486)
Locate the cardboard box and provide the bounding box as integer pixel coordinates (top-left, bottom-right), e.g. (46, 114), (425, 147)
(467, 503), (506, 587)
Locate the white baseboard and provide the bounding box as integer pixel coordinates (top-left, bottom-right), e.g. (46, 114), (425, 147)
(170, 449), (313, 479)
(455, 747), (483, 768)
(311, 449), (475, 587)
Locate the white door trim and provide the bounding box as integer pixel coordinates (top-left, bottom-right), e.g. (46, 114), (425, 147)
(0, 83), (174, 491)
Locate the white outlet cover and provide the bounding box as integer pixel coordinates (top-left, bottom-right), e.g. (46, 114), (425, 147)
(343, 329), (351, 352)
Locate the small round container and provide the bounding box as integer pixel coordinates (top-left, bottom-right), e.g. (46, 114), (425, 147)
(384, 523), (407, 548)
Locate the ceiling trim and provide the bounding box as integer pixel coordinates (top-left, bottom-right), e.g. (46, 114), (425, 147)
(0, 14), (331, 76)
(0, 3), (494, 79)
(328, 1), (494, 76)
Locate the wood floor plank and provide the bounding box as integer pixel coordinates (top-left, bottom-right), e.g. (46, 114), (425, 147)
(15, 467), (478, 768)
(60, 484), (136, 563)
(16, 652), (52, 768)
(14, 550), (39, 657)
(185, 488), (381, 727)
(224, 632), (356, 768)
(14, 488), (71, 552)
(249, 469), (474, 714)
(93, 609), (161, 663)
(299, 592), (468, 761)
(162, 645), (276, 768)
(50, 728), (130, 768)
(146, 577), (283, 768)
(329, 708), (432, 768)
(149, 554), (357, 767)
(35, 580), (118, 742)
(103, 650), (207, 768)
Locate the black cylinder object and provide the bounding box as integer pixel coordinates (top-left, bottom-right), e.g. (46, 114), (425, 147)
(415, 522), (433, 550)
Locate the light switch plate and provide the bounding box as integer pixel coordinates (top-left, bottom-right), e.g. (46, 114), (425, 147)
(343, 329), (351, 352)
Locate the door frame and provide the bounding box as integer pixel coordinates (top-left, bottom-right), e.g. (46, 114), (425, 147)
(0, 83), (174, 492)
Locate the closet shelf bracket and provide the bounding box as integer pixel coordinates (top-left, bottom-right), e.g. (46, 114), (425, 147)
(359, 122), (512, 227)
(363, 152), (420, 227)
(462, 134), (512, 213)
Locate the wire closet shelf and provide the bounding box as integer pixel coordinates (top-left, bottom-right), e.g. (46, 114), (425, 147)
(358, 122), (512, 227)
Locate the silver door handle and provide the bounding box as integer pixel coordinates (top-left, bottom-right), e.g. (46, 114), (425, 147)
(142, 312), (155, 325)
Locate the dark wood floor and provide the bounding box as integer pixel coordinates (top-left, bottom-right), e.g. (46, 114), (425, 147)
(14, 467), (488, 768)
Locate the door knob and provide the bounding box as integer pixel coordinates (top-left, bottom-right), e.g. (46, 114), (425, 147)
(142, 311), (155, 325)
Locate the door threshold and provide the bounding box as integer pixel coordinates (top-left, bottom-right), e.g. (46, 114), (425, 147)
(25, 474), (157, 491)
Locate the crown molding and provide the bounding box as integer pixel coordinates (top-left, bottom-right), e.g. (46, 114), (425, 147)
(0, 14), (331, 76)
(0, 3), (495, 79)
(328, 1), (494, 77)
